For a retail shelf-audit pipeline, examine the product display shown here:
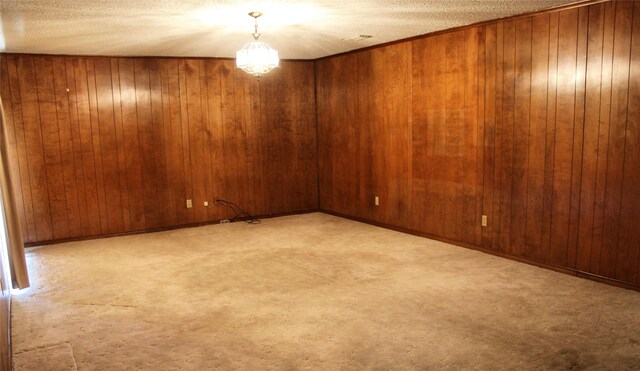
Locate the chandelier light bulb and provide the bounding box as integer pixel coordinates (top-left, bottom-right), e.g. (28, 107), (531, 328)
(236, 12), (279, 79)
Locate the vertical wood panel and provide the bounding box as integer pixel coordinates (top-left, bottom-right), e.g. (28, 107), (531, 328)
(482, 24), (497, 249)
(525, 14), (550, 261)
(354, 52), (373, 220)
(566, 7), (589, 269)
(590, 1), (616, 275)
(510, 18), (532, 257)
(261, 66), (285, 213)
(463, 27), (480, 246)
(431, 36), (448, 236)
(298, 63), (319, 211)
(498, 20), (516, 253)
(161, 59), (188, 224)
(51, 58), (82, 238)
(65, 57), (90, 238)
(321, 55), (358, 215)
(619, 0), (640, 285)
(199, 60), (215, 218)
(577, 3), (605, 273)
(444, 31), (464, 242)
(33, 56), (69, 240)
(600, 1), (634, 279)
(410, 36), (432, 233)
(491, 22), (505, 251)
(110, 58), (132, 231)
(177, 59), (195, 224)
(204, 61), (226, 220)
(93, 58), (124, 234)
(148, 60), (170, 228)
(379, 43), (411, 227)
(135, 59), (162, 228)
(549, 9), (578, 267)
(16, 56), (54, 241)
(540, 12), (560, 264)
(85, 58), (109, 235)
(243, 66), (262, 214)
(184, 60), (208, 223)
(119, 58), (147, 230)
(474, 26), (486, 247)
(218, 62), (237, 211)
(415, 35), (448, 236)
(316, 60), (333, 210)
(231, 67), (251, 213)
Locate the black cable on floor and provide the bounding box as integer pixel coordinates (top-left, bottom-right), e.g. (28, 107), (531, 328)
(214, 199), (261, 224)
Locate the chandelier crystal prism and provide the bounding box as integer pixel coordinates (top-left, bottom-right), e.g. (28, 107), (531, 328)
(236, 12), (279, 78)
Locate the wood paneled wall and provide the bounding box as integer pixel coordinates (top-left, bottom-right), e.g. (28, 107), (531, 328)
(317, 0), (640, 287)
(0, 55), (317, 244)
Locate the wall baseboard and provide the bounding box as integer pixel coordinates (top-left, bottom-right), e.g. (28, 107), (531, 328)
(25, 209), (318, 248)
(320, 209), (640, 293)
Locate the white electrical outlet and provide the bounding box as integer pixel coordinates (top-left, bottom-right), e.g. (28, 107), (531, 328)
(481, 215), (487, 227)
(186, 199), (193, 208)
(204, 201), (209, 207)
(374, 196), (380, 206)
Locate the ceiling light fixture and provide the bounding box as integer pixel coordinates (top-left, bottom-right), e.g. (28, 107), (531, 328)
(236, 12), (279, 79)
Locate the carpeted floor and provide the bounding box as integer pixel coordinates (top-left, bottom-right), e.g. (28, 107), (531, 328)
(11, 213), (640, 370)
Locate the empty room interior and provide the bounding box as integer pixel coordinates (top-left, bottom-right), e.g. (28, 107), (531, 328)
(0, 0), (639, 369)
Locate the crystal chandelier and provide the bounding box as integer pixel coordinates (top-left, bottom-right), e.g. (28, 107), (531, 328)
(236, 12), (279, 78)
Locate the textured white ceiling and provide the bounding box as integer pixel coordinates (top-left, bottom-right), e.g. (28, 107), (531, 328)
(0, 0), (581, 60)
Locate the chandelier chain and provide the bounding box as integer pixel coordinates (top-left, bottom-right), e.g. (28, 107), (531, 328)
(253, 18), (260, 40)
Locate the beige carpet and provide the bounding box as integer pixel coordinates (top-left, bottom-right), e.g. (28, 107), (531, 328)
(13, 343), (76, 370)
(11, 212), (640, 370)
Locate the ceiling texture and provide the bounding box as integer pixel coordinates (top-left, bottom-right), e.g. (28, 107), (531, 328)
(1, 0), (582, 60)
